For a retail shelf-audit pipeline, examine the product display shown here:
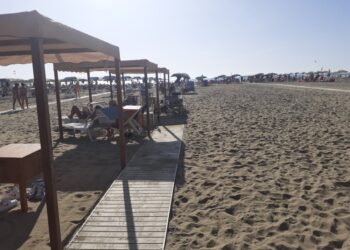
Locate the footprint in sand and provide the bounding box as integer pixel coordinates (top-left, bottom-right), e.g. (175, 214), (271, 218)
(334, 180), (350, 187)
(224, 206), (235, 215)
(224, 228), (234, 238)
(229, 194), (241, 200)
(206, 239), (216, 248)
(74, 193), (92, 199)
(278, 221), (289, 231)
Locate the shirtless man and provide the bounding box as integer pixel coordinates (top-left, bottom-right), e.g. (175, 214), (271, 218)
(12, 83), (23, 110)
(19, 83), (29, 109)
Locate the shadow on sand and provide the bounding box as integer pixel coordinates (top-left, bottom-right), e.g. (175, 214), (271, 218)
(0, 199), (45, 249)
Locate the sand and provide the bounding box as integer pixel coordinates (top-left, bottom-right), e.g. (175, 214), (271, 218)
(264, 81), (350, 90)
(0, 93), (144, 250)
(166, 84), (350, 249)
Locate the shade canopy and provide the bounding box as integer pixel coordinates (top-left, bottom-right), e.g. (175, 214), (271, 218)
(54, 59), (158, 74)
(0, 11), (120, 66)
(157, 67), (169, 74)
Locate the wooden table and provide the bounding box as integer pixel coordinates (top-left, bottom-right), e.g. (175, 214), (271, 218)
(0, 144), (41, 212)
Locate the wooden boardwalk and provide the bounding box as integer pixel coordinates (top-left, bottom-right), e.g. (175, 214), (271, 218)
(66, 125), (184, 250)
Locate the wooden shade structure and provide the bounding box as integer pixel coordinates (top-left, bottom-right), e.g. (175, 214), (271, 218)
(54, 59), (160, 137)
(0, 11), (121, 250)
(111, 60), (159, 137)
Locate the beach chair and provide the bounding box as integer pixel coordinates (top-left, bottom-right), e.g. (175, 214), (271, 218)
(91, 107), (120, 140)
(62, 120), (95, 141)
(165, 93), (184, 114)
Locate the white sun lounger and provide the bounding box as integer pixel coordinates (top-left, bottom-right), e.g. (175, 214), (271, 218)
(62, 121), (94, 140)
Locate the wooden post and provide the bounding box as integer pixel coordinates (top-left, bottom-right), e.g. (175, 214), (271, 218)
(163, 72), (167, 98)
(122, 73), (126, 100)
(54, 67), (63, 140)
(155, 70), (160, 123)
(114, 58), (126, 169)
(87, 69), (92, 103)
(144, 67), (150, 137)
(31, 38), (62, 250)
(167, 73), (170, 95)
(109, 71), (113, 100)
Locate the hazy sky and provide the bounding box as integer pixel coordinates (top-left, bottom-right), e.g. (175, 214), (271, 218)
(1, 0), (349, 79)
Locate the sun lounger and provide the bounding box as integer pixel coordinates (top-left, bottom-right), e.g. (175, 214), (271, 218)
(166, 93), (184, 114)
(62, 121), (95, 140)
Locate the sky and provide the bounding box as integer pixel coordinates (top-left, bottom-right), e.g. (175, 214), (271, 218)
(1, 0), (350, 79)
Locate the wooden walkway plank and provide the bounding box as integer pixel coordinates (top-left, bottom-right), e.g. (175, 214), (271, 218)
(66, 125), (183, 250)
(81, 226), (166, 232)
(68, 242), (163, 250)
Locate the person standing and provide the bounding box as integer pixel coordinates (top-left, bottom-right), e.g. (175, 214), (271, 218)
(12, 83), (23, 110)
(74, 81), (80, 99)
(19, 83), (29, 109)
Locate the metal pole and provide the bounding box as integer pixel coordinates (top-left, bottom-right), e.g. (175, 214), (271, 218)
(109, 71), (113, 100)
(54, 67), (63, 140)
(144, 67), (150, 137)
(87, 69), (92, 103)
(122, 73), (126, 100)
(31, 38), (62, 250)
(114, 58), (126, 169)
(155, 70), (160, 123)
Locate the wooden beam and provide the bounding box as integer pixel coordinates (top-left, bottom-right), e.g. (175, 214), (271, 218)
(114, 58), (126, 169)
(122, 73), (126, 100)
(0, 48), (95, 56)
(87, 69), (92, 103)
(163, 73), (167, 99)
(0, 38), (64, 47)
(109, 71), (113, 100)
(54, 67), (63, 140)
(144, 67), (150, 137)
(168, 73), (171, 96)
(155, 71), (160, 123)
(30, 38), (62, 250)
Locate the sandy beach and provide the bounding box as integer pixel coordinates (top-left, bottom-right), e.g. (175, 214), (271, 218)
(166, 84), (350, 249)
(0, 94), (145, 250)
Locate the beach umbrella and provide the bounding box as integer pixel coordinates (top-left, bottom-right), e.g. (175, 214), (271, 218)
(195, 75), (207, 83)
(102, 75), (116, 81)
(62, 76), (77, 82)
(90, 77), (99, 81)
(171, 73), (190, 79)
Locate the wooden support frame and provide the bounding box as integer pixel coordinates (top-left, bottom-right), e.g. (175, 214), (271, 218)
(0, 48), (95, 57)
(155, 70), (160, 123)
(109, 71), (113, 100)
(167, 73), (170, 94)
(54, 66), (63, 140)
(163, 72), (167, 98)
(114, 58), (126, 169)
(87, 69), (92, 103)
(30, 38), (62, 250)
(122, 73), (126, 100)
(144, 67), (150, 137)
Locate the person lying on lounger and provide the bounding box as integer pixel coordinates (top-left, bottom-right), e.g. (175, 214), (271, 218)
(68, 104), (100, 120)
